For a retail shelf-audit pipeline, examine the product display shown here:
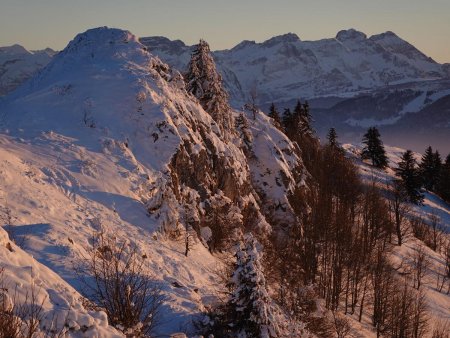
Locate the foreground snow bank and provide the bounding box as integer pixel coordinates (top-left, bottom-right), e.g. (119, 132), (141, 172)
(0, 227), (123, 337)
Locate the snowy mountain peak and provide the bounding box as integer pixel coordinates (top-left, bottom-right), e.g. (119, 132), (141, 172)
(336, 28), (367, 42)
(0, 44), (55, 96)
(230, 39), (257, 51)
(261, 33), (300, 47)
(0, 43), (31, 55)
(62, 26), (140, 57)
(139, 29), (448, 107)
(139, 36), (188, 54)
(369, 30), (409, 46)
(369, 30), (435, 63)
(1, 26), (309, 334)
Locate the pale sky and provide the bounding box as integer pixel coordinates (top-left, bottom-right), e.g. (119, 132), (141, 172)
(1, 0), (449, 63)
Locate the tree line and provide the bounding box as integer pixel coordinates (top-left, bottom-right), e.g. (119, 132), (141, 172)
(361, 126), (450, 206)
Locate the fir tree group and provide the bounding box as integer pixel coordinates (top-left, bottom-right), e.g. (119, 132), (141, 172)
(269, 100), (314, 140)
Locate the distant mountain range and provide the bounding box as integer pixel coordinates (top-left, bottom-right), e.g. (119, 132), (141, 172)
(141, 29), (450, 153)
(141, 29), (450, 105)
(0, 44), (56, 96)
(1, 28), (449, 152)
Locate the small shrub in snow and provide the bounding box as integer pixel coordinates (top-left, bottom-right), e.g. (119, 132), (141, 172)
(0, 267), (68, 338)
(75, 231), (164, 336)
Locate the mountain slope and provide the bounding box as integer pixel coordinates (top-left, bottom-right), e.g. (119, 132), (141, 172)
(0, 226), (122, 337)
(313, 81), (450, 154)
(0, 27), (308, 335)
(342, 144), (450, 333)
(0, 44), (55, 96)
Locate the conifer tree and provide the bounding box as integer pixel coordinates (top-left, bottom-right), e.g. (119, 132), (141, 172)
(419, 146), (441, 191)
(228, 233), (281, 338)
(395, 150), (424, 205)
(282, 108), (293, 134)
(235, 112), (254, 158)
(361, 127), (388, 169)
(433, 150), (442, 179)
(268, 103), (282, 129)
(292, 100), (314, 137)
(300, 100), (313, 136)
(184, 39), (233, 138)
(437, 154), (450, 203)
(327, 128), (338, 148)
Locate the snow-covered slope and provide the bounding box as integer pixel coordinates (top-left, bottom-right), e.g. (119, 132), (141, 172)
(345, 144), (450, 228)
(0, 227), (122, 337)
(342, 144), (450, 335)
(141, 29), (448, 106)
(0, 27), (308, 335)
(0, 44), (55, 96)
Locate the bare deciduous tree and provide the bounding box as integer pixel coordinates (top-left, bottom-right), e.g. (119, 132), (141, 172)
(333, 312), (351, 338)
(388, 180), (411, 246)
(76, 232), (164, 336)
(429, 213), (444, 252)
(432, 319), (450, 338)
(412, 244), (430, 290)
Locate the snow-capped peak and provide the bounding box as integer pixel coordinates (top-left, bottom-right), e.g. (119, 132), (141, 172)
(369, 30), (436, 63)
(0, 44), (31, 55)
(60, 26), (141, 58)
(261, 32), (301, 47)
(335, 28), (367, 42)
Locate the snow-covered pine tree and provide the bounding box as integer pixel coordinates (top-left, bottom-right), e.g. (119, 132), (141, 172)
(361, 127), (388, 169)
(293, 100), (313, 137)
(228, 233), (281, 338)
(395, 150), (424, 205)
(184, 39), (234, 139)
